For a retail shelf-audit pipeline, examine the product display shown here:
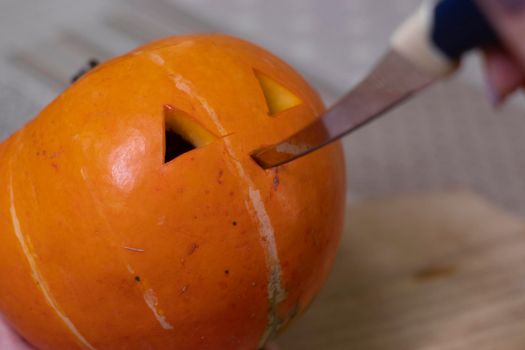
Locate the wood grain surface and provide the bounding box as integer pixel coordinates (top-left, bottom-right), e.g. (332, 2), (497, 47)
(278, 192), (525, 349)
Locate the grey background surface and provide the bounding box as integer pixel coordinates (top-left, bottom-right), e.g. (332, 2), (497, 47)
(1, 0), (525, 213)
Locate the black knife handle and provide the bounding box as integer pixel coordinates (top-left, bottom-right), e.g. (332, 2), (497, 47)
(432, 0), (499, 60)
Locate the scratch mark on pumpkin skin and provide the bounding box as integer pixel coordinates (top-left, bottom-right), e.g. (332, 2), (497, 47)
(8, 173), (97, 350)
(143, 289), (174, 330)
(173, 75), (286, 347)
(80, 167), (88, 181)
(123, 246), (145, 253)
(81, 169), (174, 332)
(148, 53), (165, 66)
(125, 265), (173, 330)
(125, 264), (136, 275)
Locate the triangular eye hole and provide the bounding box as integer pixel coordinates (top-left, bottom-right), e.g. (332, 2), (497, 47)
(254, 71), (302, 116)
(163, 105), (217, 163)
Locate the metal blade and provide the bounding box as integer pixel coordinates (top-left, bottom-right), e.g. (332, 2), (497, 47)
(251, 49), (439, 169)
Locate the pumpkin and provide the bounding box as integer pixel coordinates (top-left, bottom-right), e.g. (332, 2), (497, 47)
(0, 35), (345, 349)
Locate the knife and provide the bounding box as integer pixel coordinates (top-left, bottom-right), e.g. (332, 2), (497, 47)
(252, 0), (511, 169)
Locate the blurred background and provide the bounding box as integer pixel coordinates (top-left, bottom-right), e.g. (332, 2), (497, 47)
(0, 0), (525, 213)
(2, 0), (525, 349)
(3, 0), (525, 214)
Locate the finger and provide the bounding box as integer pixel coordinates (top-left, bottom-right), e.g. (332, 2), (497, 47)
(482, 47), (525, 105)
(0, 316), (34, 350)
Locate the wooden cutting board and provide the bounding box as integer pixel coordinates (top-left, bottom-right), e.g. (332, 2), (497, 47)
(277, 192), (525, 349)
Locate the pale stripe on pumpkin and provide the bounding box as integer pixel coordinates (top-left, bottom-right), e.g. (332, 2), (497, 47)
(125, 264), (174, 330)
(8, 174), (97, 350)
(173, 74), (286, 348)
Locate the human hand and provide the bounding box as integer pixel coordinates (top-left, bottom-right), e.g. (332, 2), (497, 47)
(483, 46), (525, 105)
(0, 316), (33, 350)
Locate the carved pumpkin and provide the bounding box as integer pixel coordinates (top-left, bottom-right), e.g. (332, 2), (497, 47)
(0, 35), (345, 349)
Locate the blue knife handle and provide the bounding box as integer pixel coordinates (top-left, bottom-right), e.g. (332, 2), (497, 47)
(432, 0), (499, 60)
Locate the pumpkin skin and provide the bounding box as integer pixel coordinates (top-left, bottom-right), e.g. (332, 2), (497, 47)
(0, 35), (345, 349)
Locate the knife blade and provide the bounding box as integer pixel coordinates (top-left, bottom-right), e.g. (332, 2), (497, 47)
(251, 49), (437, 169)
(252, 0), (500, 169)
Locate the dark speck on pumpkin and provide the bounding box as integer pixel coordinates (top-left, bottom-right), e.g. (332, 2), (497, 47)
(188, 243), (199, 255)
(273, 168), (279, 190)
(180, 285), (189, 295)
(134, 276), (141, 283)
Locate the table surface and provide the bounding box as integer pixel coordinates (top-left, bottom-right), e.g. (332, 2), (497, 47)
(278, 192), (525, 349)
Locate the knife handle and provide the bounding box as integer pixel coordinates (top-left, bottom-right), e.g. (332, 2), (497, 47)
(392, 0), (499, 76)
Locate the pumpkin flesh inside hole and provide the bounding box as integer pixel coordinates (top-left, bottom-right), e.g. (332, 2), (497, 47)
(254, 71), (302, 115)
(163, 106), (217, 163)
(164, 128), (194, 163)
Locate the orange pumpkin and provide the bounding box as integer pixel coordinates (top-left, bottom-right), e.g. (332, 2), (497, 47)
(0, 35), (345, 349)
